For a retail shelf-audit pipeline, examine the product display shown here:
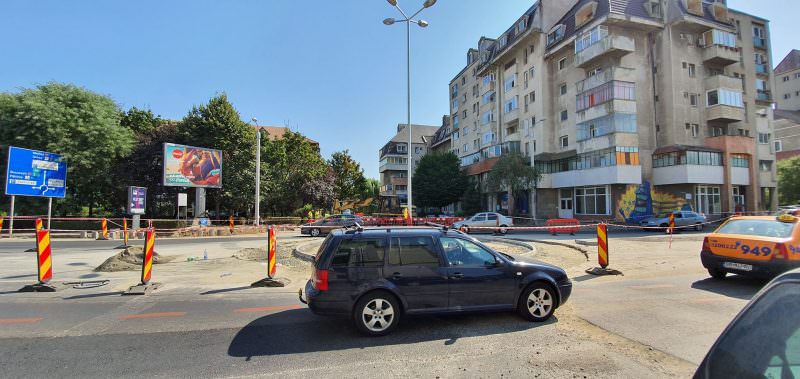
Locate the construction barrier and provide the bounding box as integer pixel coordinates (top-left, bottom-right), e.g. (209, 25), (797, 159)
(546, 219), (580, 235)
(37, 229), (53, 283)
(35, 218), (43, 231)
(0, 215), (4, 236)
(96, 218), (109, 240)
(229, 216), (235, 234)
(668, 213), (676, 248)
(141, 228), (155, 285)
(597, 223), (609, 268)
(267, 225), (277, 279)
(123, 218), (129, 246)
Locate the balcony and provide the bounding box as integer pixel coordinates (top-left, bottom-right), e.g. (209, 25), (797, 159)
(755, 64), (768, 76)
(702, 45), (739, 66)
(706, 105), (745, 123)
(577, 99), (637, 123)
(652, 165), (724, 185)
(575, 67), (636, 93)
(753, 37), (766, 50)
(575, 35), (635, 69)
(705, 135), (756, 156)
(390, 177), (407, 186)
(704, 75), (743, 93)
(756, 90), (773, 104)
(504, 108), (519, 124)
(379, 162), (407, 172)
(538, 165), (641, 189)
(731, 167), (750, 186)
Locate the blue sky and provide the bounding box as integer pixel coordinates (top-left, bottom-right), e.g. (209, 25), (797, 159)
(0, 0), (795, 179)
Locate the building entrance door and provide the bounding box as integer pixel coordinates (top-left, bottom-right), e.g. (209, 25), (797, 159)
(558, 189), (574, 219)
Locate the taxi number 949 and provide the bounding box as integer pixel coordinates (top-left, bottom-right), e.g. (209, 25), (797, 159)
(739, 244), (771, 256)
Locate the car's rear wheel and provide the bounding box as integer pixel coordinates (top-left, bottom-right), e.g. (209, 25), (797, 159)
(353, 292), (400, 336)
(518, 283), (556, 322)
(498, 225), (508, 235)
(708, 268), (727, 280)
(310, 228), (320, 237)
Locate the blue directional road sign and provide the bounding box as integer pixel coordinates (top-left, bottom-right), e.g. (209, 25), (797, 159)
(5, 146), (68, 198)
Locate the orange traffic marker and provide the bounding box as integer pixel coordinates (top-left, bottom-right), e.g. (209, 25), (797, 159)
(96, 218), (109, 240)
(229, 215), (235, 234)
(252, 225), (286, 287)
(19, 229), (56, 292)
(123, 228), (161, 295)
(597, 223), (609, 268)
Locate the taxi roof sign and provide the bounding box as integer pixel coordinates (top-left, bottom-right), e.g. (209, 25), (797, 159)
(777, 214), (798, 223)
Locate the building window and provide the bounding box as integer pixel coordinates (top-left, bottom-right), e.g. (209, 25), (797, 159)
(481, 110), (494, 125)
(463, 110), (467, 119)
(576, 81), (636, 112)
(415, 146), (423, 154)
(504, 74), (516, 92)
(653, 150), (722, 168)
(560, 110), (568, 121)
(696, 186), (721, 215)
(575, 186), (609, 215)
(560, 135), (569, 148)
(576, 113), (638, 141)
(701, 29), (737, 48)
(558, 57), (567, 70)
(574, 25), (607, 54)
(482, 91), (495, 105)
(706, 89), (743, 107)
(453, 131), (460, 140)
(397, 144), (407, 153)
(529, 91), (536, 103)
(452, 115), (459, 130)
(547, 24), (566, 46)
(689, 93), (699, 107)
(452, 98), (459, 111)
(504, 96), (518, 113)
(758, 133), (771, 144)
(451, 84), (458, 99)
(461, 77), (466, 85)
(759, 160), (773, 172)
(731, 154), (749, 168)
(560, 83), (567, 95)
(688, 63), (696, 78)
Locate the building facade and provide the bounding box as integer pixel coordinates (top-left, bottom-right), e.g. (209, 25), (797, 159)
(447, 0), (777, 221)
(775, 50), (800, 111)
(378, 124), (440, 210)
(774, 109), (800, 161)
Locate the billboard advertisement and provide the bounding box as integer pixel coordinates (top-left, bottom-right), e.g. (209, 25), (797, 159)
(5, 146), (68, 198)
(162, 143), (222, 188)
(127, 186), (147, 214)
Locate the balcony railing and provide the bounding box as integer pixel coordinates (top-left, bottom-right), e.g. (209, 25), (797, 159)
(702, 45), (739, 66)
(755, 64), (768, 75)
(756, 90), (772, 102)
(574, 35), (635, 68)
(575, 67), (635, 93)
(753, 37), (766, 49)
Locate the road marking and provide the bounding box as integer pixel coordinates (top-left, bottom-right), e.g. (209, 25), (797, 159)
(628, 284), (675, 290)
(0, 317), (43, 324)
(119, 312), (186, 320)
(233, 304), (302, 313)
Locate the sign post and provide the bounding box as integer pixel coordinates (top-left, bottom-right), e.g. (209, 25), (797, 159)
(5, 147), (68, 232)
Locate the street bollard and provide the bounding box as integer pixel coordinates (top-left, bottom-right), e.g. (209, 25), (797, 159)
(251, 225), (286, 287)
(19, 229), (56, 292)
(96, 218), (109, 240)
(597, 223), (609, 268)
(229, 216), (235, 234)
(116, 218), (131, 249)
(124, 228), (161, 295)
(35, 218), (43, 231)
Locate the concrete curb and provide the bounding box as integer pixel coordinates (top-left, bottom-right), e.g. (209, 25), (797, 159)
(501, 237), (590, 260)
(475, 236), (536, 255)
(292, 240), (320, 263)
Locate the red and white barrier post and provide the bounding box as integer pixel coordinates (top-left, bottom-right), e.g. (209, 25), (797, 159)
(20, 228), (56, 292)
(252, 225), (286, 287)
(124, 228), (161, 295)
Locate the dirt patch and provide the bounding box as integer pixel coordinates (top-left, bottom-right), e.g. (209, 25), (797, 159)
(483, 241), (532, 256)
(233, 239), (321, 268)
(94, 246), (176, 272)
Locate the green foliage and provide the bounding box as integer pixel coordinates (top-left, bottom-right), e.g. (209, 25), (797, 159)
(487, 153), (540, 216)
(412, 152), (469, 210)
(329, 150), (368, 201)
(178, 94), (256, 213)
(0, 82), (135, 215)
(460, 178), (483, 216)
(778, 157), (800, 205)
(262, 130), (330, 215)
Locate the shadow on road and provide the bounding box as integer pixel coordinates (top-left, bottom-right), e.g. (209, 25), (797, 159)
(691, 275), (767, 300)
(201, 286), (253, 295)
(64, 291), (123, 300)
(228, 309), (555, 360)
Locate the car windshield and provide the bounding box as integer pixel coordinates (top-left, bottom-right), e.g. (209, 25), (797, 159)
(716, 219), (796, 238)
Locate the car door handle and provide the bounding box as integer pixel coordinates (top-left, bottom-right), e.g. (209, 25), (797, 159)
(391, 272), (403, 280)
(450, 273), (464, 279)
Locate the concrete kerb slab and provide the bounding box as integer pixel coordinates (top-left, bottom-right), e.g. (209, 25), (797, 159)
(292, 240), (322, 262)
(501, 237), (590, 260)
(474, 236), (536, 255)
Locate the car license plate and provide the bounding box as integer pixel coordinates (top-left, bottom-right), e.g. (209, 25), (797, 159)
(723, 262), (753, 271)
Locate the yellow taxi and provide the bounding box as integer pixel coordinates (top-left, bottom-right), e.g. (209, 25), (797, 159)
(701, 214), (800, 279)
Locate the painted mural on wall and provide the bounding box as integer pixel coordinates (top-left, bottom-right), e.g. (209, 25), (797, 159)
(617, 181), (693, 224)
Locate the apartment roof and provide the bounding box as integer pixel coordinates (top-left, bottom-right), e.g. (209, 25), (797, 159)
(253, 125), (319, 145)
(775, 50), (800, 75)
(380, 124), (440, 158)
(476, 4), (539, 70)
(775, 109), (800, 123)
(676, 0), (733, 28)
(430, 116), (452, 148)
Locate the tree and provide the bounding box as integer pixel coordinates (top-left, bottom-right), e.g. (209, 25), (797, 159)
(460, 178), (483, 216)
(178, 94), (256, 215)
(0, 82), (135, 215)
(487, 153), (540, 216)
(778, 157), (800, 205)
(261, 130), (329, 215)
(329, 150), (367, 201)
(412, 152), (469, 212)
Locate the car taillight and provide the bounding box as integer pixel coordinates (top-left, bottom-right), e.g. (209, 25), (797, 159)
(313, 268), (329, 291)
(773, 243), (789, 260)
(702, 237), (710, 252)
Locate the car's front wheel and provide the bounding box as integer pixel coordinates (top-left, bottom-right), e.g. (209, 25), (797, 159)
(353, 292), (400, 336)
(518, 283), (556, 322)
(708, 268), (727, 280)
(310, 228), (320, 237)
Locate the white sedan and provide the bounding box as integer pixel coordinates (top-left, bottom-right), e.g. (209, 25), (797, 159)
(453, 212), (514, 234)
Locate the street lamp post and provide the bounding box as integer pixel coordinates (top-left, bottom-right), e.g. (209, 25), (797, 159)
(383, 0), (436, 221)
(253, 117), (261, 226)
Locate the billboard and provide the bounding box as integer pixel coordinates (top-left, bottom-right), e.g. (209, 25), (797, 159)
(5, 146), (68, 198)
(163, 143), (222, 188)
(127, 186), (147, 214)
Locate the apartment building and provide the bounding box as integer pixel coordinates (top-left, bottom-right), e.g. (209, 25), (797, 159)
(774, 109), (800, 161)
(447, 0), (777, 221)
(429, 115), (453, 155)
(775, 50), (800, 111)
(378, 123), (440, 210)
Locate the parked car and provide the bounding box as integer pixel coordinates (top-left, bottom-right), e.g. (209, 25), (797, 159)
(300, 214), (363, 237)
(452, 212), (514, 234)
(694, 268), (800, 378)
(298, 227), (571, 336)
(640, 210), (707, 231)
(700, 214), (800, 280)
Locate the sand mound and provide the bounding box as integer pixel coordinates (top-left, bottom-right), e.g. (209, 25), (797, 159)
(95, 246), (175, 272)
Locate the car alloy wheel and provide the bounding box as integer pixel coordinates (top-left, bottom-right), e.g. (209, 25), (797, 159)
(498, 225), (508, 235)
(519, 283), (556, 322)
(310, 228), (320, 237)
(361, 298), (395, 333)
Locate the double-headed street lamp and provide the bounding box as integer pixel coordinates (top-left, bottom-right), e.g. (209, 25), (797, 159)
(383, 0), (436, 219)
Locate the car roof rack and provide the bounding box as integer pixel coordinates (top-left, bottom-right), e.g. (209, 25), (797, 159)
(343, 222), (364, 234)
(424, 221), (450, 233)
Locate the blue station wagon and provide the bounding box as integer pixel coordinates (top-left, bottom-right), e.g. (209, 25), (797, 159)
(299, 227), (572, 336)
